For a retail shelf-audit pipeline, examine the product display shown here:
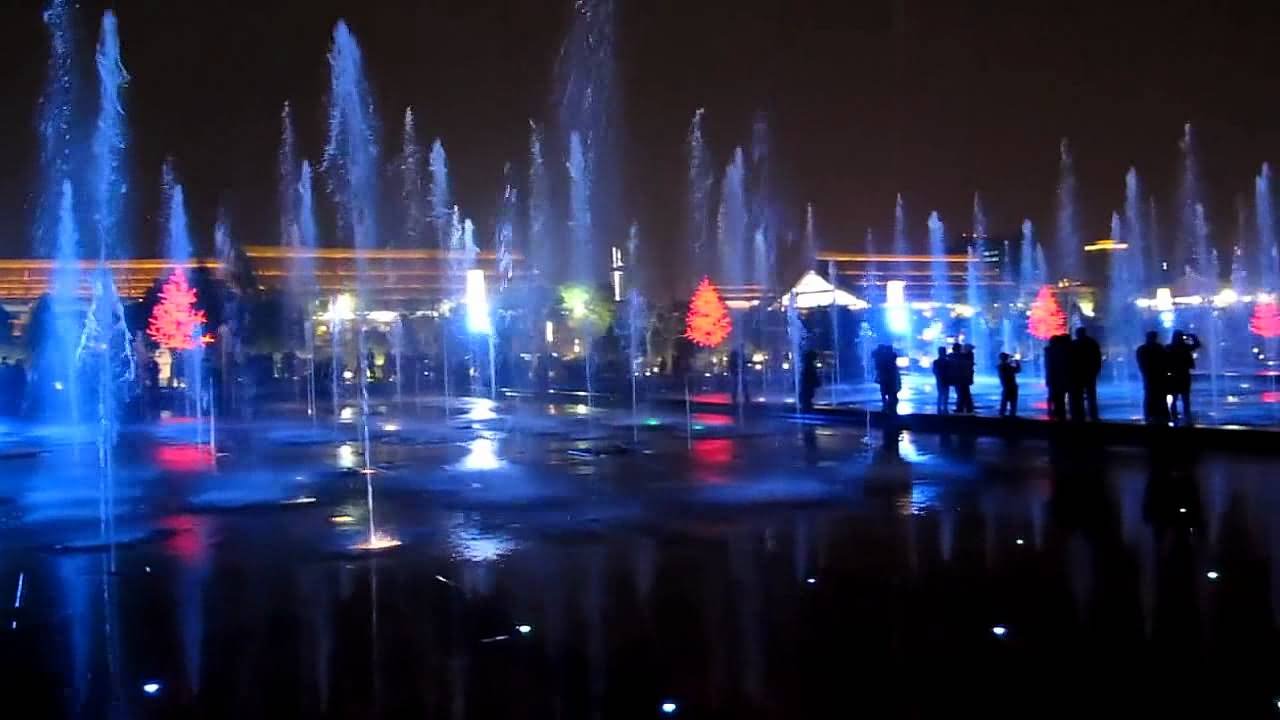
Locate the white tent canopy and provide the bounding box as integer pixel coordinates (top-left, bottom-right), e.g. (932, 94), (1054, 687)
(780, 270), (870, 310)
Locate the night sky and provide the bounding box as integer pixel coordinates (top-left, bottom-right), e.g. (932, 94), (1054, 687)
(1, 0), (1278, 298)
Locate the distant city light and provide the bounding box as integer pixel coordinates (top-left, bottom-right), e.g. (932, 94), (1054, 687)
(1015, 538), (1025, 546)
(806, 577), (817, 585)
(141, 682), (162, 696)
(465, 269), (492, 335)
(516, 624), (533, 635)
(885, 280), (910, 335)
(328, 293), (355, 321)
(991, 625), (1008, 637)
(1206, 570), (1220, 580)
(660, 701), (678, 714)
(545, 320), (555, 344)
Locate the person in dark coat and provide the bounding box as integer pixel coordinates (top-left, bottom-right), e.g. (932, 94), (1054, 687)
(932, 347), (950, 414)
(799, 349), (820, 412)
(958, 343), (976, 413)
(727, 347), (744, 407)
(872, 344), (901, 414)
(1044, 334), (1071, 421)
(1166, 329), (1201, 424)
(997, 352), (1021, 417)
(1136, 331), (1169, 425)
(1069, 327), (1103, 421)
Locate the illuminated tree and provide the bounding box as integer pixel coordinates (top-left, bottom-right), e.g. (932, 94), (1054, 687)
(685, 276), (732, 348)
(1250, 299), (1280, 338)
(147, 269), (208, 350)
(558, 283), (614, 329)
(1027, 284), (1067, 340)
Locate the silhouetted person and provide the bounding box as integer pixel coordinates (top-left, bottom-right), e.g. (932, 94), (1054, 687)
(1136, 331), (1170, 425)
(1166, 329), (1201, 424)
(799, 349), (820, 412)
(727, 347), (743, 407)
(997, 352), (1021, 417)
(1044, 334), (1071, 421)
(872, 344), (900, 414)
(932, 347), (950, 414)
(957, 343), (976, 413)
(1070, 327), (1103, 421)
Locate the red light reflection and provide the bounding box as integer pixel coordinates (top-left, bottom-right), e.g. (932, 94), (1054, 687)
(155, 444), (214, 472)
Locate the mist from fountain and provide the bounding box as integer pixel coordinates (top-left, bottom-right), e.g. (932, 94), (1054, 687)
(1056, 138), (1080, 282)
(50, 180), (82, 425)
(324, 20), (383, 547)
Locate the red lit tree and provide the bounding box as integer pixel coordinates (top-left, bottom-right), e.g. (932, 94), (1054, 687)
(685, 276), (732, 348)
(147, 269), (208, 350)
(1250, 300), (1280, 338)
(1027, 285), (1067, 340)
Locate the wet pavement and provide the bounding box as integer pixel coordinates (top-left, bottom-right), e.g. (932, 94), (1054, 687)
(1, 398), (1279, 717)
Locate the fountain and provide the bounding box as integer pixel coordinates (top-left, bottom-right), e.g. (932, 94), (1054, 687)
(718, 148), (747, 292)
(687, 108), (712, 280)
(1056, 138), (1081, 282)
(968, 193), (990, 369)
(892, 193), (907, 278)
(296, 161), (319, 418)
(626, 222), (646, 435)
(927, 211), (946, 303)
(324, 20), (386, 548)
(528, 122), (550, 280)
(1257, 164), (1277, 293)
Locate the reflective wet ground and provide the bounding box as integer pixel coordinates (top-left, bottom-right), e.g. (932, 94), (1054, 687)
(822, 373), (1280, 426)
(1, 399), (1279, 717)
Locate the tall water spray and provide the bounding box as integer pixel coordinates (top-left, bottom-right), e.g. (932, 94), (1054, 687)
(718, 149), (748, 289)
(968, 194), (989, 365)
(567, 131), (594, 284)
(37, 0), (75, 258)
(927, 211), (947, 302)
(1055, 138), (1080, 282)
(528, 122), (550, 279)
(278, 102), (299, 246)
(686, 109), (712, 279)
(429, 139), (450, 250)
(1123, 168), (1147, 295)
(324, 20), (383, 546)
(399, 108), (426, 247)
(626, 222), (647, 429)
(802, 203), (818, 274)
(1179, 123), (1212, 284)
(892, 194), (907, 278)
(297, 161), (319, 417)
(555, 0), (617, 285)
(1256, 164), (1277, 292)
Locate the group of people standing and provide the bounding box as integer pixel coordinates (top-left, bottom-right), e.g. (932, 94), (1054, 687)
(1137, 329), (1202, 425)
(1042, 328), (1104, 421)
(931, 342), (977, 414)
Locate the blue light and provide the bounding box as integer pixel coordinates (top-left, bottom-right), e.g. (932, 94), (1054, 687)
(660, 701), (678, 714)
(464, 268), (492, 335)
(1159, 310), (1175, 329)
(991, 625), (1008, 637)
(516, 624), (533, 635)
(142, 681), (162, 696)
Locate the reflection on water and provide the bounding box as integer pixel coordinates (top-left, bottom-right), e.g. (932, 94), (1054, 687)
(0, 412), (1278, 715)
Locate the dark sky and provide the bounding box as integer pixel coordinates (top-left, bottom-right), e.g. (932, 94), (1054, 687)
(2, 0), (1279, 297)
